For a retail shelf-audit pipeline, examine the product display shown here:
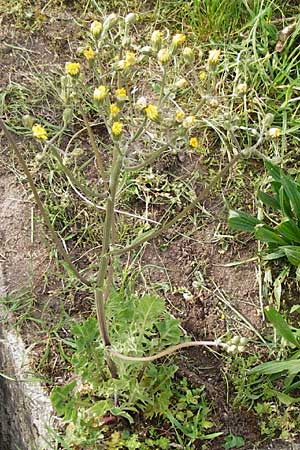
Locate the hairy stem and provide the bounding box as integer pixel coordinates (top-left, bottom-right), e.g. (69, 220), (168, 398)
(109, 340), (227, 362)
(95, 147), (123, 378)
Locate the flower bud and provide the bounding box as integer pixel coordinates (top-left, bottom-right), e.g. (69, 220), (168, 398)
(22, 114), (34, 129)
(103, 13), (118, 32)
(157, 48), (171, 64)
(136, 96), (147, 110)
(63, 108), (73, 125)
(236, 83), (247, 95)
(264, 113), (274, 127)
(175, 78), (188, 89)
(182, 47), (194, 62)
(125, 13), (136, 24)
(140, 45), (152, 55)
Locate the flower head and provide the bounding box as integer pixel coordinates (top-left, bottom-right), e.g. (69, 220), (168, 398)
(172, 33), (186, 47)
(151, 30), (163, 47)
(268, 127), (281, 139)
(112, 121), (123, 136)
(175, 110), (185, 122)
(32, 124), (48, 141)
(110, 103), (120, 118)
(93, 85), (108, 101)
(183, 115), (196, 128)
(208, 49), (221, 66)
(199, 71), (206, 81)
(115, 88), (128, 102)
(157, 48), (171, 64)
(189, 137), (199, 148)
(66, 62), (80, 77)
(90, 20), (102, 36)
(125, 51), (136, 67)
(175, 78), (188, 89)
(145, 104), (159, 121)
(83, 47), (95, 61)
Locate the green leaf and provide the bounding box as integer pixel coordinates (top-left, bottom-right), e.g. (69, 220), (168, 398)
(87, 399), (113, 419)
(281, 175), (300, 221)
(254, 224), (288, 245)
(110, 406), (136, 423)
(265, 160), (282, 182)
(265, 306), (299, 347)
(228, 210), (261, 232)
(50, 380), (77, 416)
(283, 246), (300, 266)
(250, 359), (300, 375)
(224, 434), (245, 450)
(268, 389), (300, 405)
(257, 190), (280, 211)
(276, 219), (300, 243)
(263, 247), (286, 260)
(279, 186), (293, 218)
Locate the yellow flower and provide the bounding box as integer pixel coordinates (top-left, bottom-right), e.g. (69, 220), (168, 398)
(208, 49), (221, 65)
(183, 115), (196, 128)
(189, 137), (198, 148)
(66, 62), (80, 77)
(157, 48), (171, 64)
(151, 30), (163, 46)
(172, 33), (186, 47)
(175, 78), (188, 89)
(93, 85), (108, 101)
(268, 127), (281, 139)
(175, 111), (185, 122)
(90, 20), (102, 36)
(32, 124), (48, 140)
(83, 47), (95, 61)
(145, 104), (159, 121)
(112, 121), (123, 136)
(115, 88), (127, 101)
(125, 51), (136, 66)
(199, 71), (206, 81)
(110, 103), (120, 117)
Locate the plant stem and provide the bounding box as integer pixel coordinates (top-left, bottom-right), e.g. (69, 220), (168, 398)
(0, 118), (91, 287)
(95, 146), (123, 378)
(109, 340), (227, 362)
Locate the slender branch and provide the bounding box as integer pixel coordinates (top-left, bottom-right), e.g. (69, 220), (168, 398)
(112, 135), (265, 257)
(80, 108), (108, 191)
(50, 144), (104, 200)
(0, 118), (91, 287)
(109, 340), (226, 362)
